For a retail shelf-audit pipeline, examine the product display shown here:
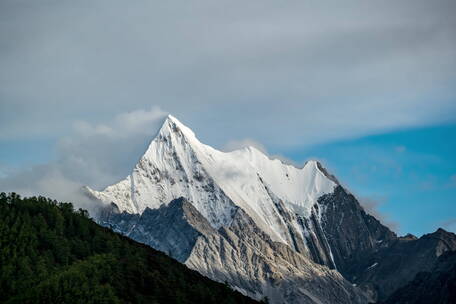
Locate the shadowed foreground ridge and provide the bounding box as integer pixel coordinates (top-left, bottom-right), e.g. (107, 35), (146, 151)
(0, 192), (259, 304)
(382, 250), (456, 304)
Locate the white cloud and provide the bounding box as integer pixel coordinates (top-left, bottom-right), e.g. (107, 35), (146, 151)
(223, 138), (267, 153)
(223, 138), (300, 166)
(0, 107), (167, 212)
(73, 121), (114, 137)
(72, 107), (166, 139)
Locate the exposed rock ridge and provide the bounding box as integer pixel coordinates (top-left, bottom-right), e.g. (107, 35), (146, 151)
(352, 228), (456, 301)
(99, 197), (368, 304)
(382, 250), (456, 304)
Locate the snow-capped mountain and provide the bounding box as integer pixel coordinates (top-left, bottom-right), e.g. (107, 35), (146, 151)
(85, 115), (456, 303)
(87, 115), (337, 247)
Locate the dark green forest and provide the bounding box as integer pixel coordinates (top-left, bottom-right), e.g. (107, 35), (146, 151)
(0, 192), (258, 304)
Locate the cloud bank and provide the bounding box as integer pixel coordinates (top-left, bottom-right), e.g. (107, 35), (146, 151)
(0, 107), (167, 213)
(1, 0), (455, 150)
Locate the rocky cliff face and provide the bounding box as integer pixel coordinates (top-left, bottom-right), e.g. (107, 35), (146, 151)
(292, 185), (456, 302)
(351, 228), (456, 301)
(289, 184), (456, 302)
(101, 198), (213, 262)
(382, 250), (456, 304)
(279, 185), (397, 275)
(100, 197), (367, 304)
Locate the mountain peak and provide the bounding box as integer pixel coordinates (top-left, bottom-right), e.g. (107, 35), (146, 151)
(314, 160), (340, 184)
(156, 114), (197, 140)
(88, 115), (338, 243)
(166, 113), (178, 121)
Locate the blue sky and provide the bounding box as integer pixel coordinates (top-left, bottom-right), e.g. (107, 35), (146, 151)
(283, 124), (456, 236)
(0, 138), (55, 172)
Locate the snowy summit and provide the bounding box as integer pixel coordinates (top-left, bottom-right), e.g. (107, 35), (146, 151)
(86, 115), (338, 244)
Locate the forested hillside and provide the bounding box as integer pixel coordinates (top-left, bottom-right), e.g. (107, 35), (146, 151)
(0, 193), (258, 304)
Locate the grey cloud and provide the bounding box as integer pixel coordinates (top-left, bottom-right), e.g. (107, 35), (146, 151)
(358, 196), (400, 232)
(1, 0), (455, 150)
(55, 107), (166, 188)
(0, 107), (167, 211)
(440, 218), (456, 233)
(0, 164), (100, 214)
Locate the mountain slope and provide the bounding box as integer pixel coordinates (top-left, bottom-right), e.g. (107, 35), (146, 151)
(86, 116), (370, 303)
(86, 115), (456, 303)
(313, 186), (397, 276)
(0, 192), (258, 304)
(351, 228), (456, 301)
(382, 250), (456, 304)
(102, 197), (366, 304)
